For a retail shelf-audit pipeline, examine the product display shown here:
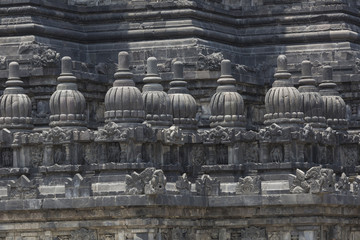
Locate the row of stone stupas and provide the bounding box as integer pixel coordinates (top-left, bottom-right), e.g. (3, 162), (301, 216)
(0, 52), (347, 132)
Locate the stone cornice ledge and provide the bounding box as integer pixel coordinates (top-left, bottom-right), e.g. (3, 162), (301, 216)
(0, 194), (359, 212)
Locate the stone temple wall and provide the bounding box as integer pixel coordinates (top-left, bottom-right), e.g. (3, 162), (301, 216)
(0, 0), (359, 240)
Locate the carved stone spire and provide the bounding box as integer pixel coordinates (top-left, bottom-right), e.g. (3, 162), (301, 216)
(298, 60), (326, 129)
(49, 56), (86, 129)
(104, 51), (145, 127)
(142, 57), (172, 128)
(0, 62), (33, 130)
(319, 66), (348, 130)
(264, 55), (303, 127)
(209, 59), (245, 128)
(168, 61), (197, 131)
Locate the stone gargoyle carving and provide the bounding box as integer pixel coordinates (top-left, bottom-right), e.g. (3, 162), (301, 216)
(289, 166), (335, 194)
(125, 167), (167, 195)
(195, 174), (220, 196)
(236, 176), (261, 195)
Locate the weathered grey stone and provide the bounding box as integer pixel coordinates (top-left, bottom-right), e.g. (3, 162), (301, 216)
(298, 60), (326, 129)
(49, 57), (86, 129)
(236, 176), (261, 195)
(0, 0), (358, 237)
(104, 51), (145, 127)
(289, 166), (336, 194)
(209, 59), (245, 128)
(0, 62), (33, 130)
(125, 168), (167, 195)
(142, 57), (172, 128)
(65, 173), (92, 198)
(319, 65), (348, 130)
(195, 174), (220, 196)
(264, 55), (304, 127)
(7, 175), (38, 199)
(168, 61), (198, 131)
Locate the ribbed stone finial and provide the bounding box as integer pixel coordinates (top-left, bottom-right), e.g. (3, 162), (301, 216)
(298, 60), (325, 129)
(0, 61), (33, 130)
(319, 65), (347, 130)
(104, 51), (145, 126)
(49, 56), (86, 129)
(141, 56), (172, 127)
(264, 55), (303, 127)
(168, 61), (197, 131)
(209, 59), (245, 128)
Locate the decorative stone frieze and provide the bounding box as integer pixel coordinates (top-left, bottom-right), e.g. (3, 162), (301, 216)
(49, 57), (86, 129)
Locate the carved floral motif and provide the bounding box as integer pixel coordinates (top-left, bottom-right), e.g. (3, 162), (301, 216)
(202, 126), (234, 144)
(195, 174), (220, 196)
(162, 126), (184, 145)
(7, 175), (38, 199)
(125, 168), (166, 195)
(290, 166), (335, 193)
(335, 173), (350, 195)
(176, 173), (191, 194)
(70, 228), (97, 240)
(236, 176), (261, 195)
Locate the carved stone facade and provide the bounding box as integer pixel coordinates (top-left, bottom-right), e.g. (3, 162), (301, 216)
(0, 0), (360, 239)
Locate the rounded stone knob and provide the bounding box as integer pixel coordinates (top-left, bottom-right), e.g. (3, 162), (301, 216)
(173, 61), (184, 79)
(277, 55), (287, 71)
(221, 59), (231, 76)
(147, 57), (158, 75)
(61, 56), (72, 74)
(9, 62), (20, 79)
(323, 65), (333, 80)
(301, 60), (312, 77)
(118, 51), (130, 70)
